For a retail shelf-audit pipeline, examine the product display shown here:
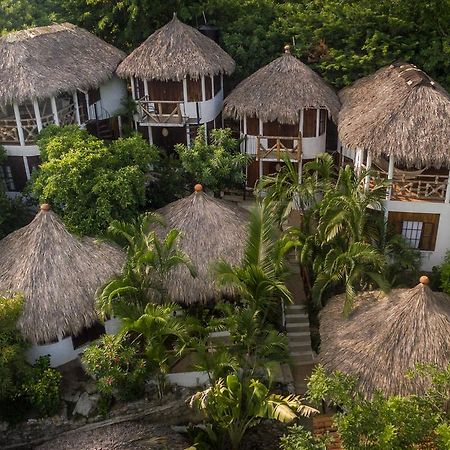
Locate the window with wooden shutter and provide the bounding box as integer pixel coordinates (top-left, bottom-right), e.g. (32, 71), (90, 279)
(303, 109), (317, 137)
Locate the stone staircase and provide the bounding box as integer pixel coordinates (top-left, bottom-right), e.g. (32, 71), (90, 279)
(285, 304), (315, 367)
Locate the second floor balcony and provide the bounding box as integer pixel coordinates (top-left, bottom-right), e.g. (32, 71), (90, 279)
(137, 96), (187, 125)
(243, 135), (302, 162)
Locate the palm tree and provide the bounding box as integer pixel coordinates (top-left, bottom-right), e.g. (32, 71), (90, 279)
(98, 213), (196, 317)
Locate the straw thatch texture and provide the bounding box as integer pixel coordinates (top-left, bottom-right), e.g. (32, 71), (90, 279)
(319, 283), (450, 398)
(116, 16), (235, 81)
(0, 23), (125, 108)
(0, 209), (125, 344)
(223, 51), (340, 124)
(338, 62), (450, 168)
(156, 191), (248, 304)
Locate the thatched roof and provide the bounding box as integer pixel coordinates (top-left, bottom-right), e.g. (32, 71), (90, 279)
(319, 279), (450, 398)
(0, 23), (125, 108)
(156, 188), (248, 304)
(116, 15), (235, 81)
(338, 62), (450, 168)
(0, 206), (125, 344)
(223, 47), (340, 124)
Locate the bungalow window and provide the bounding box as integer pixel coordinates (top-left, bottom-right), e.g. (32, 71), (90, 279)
(319, 109), (327, 135)
(213, 74), (221, 96)
(303, 108), (317, 137)
(187, 77), (202, 102)
(205, 76), (213, 100)
(388, 212), (440, 251)
(72, 322), (106, 349)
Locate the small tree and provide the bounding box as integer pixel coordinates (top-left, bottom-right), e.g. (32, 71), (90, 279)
(175, 126), (251, 195)
(30, 125), (158, 235)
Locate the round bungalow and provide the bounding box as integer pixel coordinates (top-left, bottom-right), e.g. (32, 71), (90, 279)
(319, 277), (450, 398)
(0, 205), (125, 367)
(0, 23), (126, 193)
(338, 62), (450, 270)
(156, 185), (248, 305)
(223, 46), (340, 188)
(116, 14), (235, 149)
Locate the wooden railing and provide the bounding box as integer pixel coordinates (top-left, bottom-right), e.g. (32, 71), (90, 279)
(137, 96), (185, 124)
(374, 170), (449, 202)
(0, 104), (77, 145)
(256, 135), (302, 161)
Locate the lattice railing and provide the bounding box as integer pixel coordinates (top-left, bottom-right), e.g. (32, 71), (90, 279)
(256, 135), (302, 161)
(137, 96), (186, 124)
(0, 119), (19, 145)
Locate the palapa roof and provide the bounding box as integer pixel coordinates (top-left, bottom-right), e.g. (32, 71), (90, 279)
(319, 278), (450, 398)
(338, 62), (450, 168)
(223, 46), (340, 124)
(156, 187), (248, 304)
(0, 206), (125, 344)
(0, 22), (125, 108)
(116, 15), (235, 81)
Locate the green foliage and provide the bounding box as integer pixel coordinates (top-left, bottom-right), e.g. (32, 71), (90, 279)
(439, 251), (450, 295)
(0, 294), (62, 423)
(81, 334), (150, 402)
(189, 373), (317, 450)
(280, 425), (330, 450)
(30, 125), (158, 235)
(307, 365), (450, 450)
(175, 126), (250, 195)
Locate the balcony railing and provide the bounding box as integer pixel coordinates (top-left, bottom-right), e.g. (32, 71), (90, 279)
(255, 135), (302, 161)
(137, 96), (186, 125)
(374, 170), (449, 202)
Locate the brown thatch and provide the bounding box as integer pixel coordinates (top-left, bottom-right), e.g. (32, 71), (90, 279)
(319, 281), (450, 398)
(338, 62), (450, 168)
(156, 190), (248, 304)
(116, 15), (235, 81)
(0, 208), (125, 344)
(0, 23), (125, 108)
(223, 48), (340, 124)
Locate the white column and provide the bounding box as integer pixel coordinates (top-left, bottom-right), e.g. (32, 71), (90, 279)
(259, 159), (263, 181)
(387, 154), (395, 200)
(355, 148), (363, 175)
(364, 151), (372, 191)
(211, 76), (215, 98)
(182, 77), (188, 103)
(445, 170), (450, 204)
(144, 79), (149, 97)
(117, 115), (123, 137)
(147, 125), (153, 145)
(130, 76), (136, 100)
(315, 109), (320, 137)
(23, 156), (31, 179)
(13, 103), (25, 146)
(32, 99), (43, 132)
(298, 157), (303, 184)
(299, 109), (304, 138)
(243, 116), (247, 135)
(50, 96), (59, 125)
(85, 92), (91, 120)
(73, 92), (81, 125)
(259, 118), (263, 135)
(201, 75), (206, 102)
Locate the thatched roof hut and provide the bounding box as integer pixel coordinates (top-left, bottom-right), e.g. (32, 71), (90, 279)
(0, 205), (125, 344)
(223, 47), (340, 124)
(338, 62), (450, 167)
(116, 15), (235, 81)
(319, 277), (450, 398)
(156, 185), (248, 304)
(0, 22), (125, 108)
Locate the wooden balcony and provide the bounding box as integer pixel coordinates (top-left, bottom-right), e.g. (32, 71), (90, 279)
(256, 135), (302, 162)
(137, 96), (186, 125)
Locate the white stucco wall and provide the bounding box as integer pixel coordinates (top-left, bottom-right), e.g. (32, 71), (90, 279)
(26, 337), (78, 368)
(166, 371), (210, 387)
(302, 133), (327, 159)
(96, 76), (128, 119)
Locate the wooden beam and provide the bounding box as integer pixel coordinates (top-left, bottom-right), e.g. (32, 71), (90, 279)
(13, 103), (25, 146)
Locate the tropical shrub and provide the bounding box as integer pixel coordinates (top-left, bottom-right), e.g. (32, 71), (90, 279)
(280, 425), (330, 450)
(175, 126), (250, 195)
(307, 365), (450, 450)
(81, 334), (150, 402)
(189, 373), (317, 450)
(439, 251), (450, 295)
(30, 125), (158, 235)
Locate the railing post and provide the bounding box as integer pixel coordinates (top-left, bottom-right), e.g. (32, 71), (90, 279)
(445, 171), (450, 203)
(50, 96), (60, 126)
(256, 136), (260, 160)
(364, 151), (372, 191)
(13, 103), (25, 146)
(32, 100), (43, 133)
(387, 154), (395, 199)
(277, 138), (281, 160)
(72, 92), (81, 125)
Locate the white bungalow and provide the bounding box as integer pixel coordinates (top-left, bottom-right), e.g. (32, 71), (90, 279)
(0, 204), (125, 367)
(0, 23), (126, 193)
(116, 14), (235, 149)
(223, 45), (340, 188)
(339, 62), (450, 270)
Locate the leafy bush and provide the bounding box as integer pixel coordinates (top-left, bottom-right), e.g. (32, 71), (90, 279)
(280, 425), (330, 450)
(81, 334), (151, 402)
(439, 251), (450, 295)
(30, 125), (158, 235)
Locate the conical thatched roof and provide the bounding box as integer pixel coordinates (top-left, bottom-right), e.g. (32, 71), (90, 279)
(0, 206), (125, 344)
(223, 48), (340, 124)
(116, 15), (235, 81)
(156, 188), (248, 304)
(0, 23), (125, 108)
(319, 279), (450, 398)
(338, 62), (450, 168)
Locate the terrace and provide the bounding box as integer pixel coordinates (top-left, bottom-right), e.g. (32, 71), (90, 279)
(137, 96), (187, 125)
(244, 135), (302, 162)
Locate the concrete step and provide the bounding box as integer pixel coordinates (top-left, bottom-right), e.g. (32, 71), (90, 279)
(287, 331), (311, 338)
(290, 351), (315, 366)
(286, 322), (310, 330)
(288, 341), (313, 349)
(285, 313), (309, 320)
(286, 304), (306, 311)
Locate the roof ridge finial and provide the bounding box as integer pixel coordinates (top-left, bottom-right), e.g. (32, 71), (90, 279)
(40, 203), (51, 212)
(173, 12), (177, 19)
(284, 44), (291, 54)
(194, 184), (203, 193)
(419, 275), (429, 285)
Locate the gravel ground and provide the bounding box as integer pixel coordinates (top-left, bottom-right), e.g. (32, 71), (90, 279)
(36, 421), (190, 450)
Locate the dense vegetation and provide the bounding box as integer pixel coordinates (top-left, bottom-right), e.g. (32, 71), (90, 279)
(0, 0), (448, 90)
